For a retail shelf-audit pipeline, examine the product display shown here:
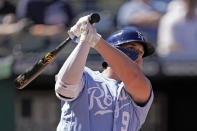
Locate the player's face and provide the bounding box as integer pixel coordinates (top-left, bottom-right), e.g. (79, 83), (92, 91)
(120, 42), (144, 68)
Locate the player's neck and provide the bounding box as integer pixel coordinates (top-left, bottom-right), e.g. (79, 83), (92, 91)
(102, 67), (121, 83)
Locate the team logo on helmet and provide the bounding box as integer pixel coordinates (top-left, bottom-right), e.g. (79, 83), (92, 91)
(137, 31), (144, 41)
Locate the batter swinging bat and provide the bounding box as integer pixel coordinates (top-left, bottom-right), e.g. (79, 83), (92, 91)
(14, 13), (100, 89)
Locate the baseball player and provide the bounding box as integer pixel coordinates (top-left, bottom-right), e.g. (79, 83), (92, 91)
(55, 15), (155, 131)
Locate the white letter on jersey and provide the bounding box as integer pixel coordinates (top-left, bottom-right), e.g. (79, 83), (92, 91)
(88, 87), (107, 110)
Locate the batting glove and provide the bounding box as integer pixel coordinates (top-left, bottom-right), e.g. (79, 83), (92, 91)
(68, 15), (101, 47)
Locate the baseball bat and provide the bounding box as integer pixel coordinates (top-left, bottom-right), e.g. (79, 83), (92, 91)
(14, 13), (100, 89)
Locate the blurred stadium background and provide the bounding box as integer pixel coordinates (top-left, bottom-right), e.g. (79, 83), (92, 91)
(0, 0), (197, 131)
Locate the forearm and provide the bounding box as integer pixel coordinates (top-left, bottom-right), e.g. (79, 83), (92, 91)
(57, 41), (90, 85)
(55, 14), (101, 101)
(94, 38), (141, 82)
(57, 14), (100, 85)
(94, 38), (150, 103)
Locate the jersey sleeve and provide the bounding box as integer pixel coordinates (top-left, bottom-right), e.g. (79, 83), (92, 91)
(55, 74), (85, 102)
(131, 88), (154, 126)
(54, 67), (95, 101)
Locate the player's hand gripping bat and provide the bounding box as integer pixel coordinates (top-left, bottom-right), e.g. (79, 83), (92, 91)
(14, 13), (100, 89)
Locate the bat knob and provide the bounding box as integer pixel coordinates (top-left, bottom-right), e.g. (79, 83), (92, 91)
(89, 13), (100, 24)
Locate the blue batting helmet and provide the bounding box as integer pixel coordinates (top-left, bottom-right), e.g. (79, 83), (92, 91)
(101, 27), (155, 68)
(106, 27), (155, 57)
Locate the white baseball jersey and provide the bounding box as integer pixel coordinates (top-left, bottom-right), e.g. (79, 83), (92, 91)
(56, 67), (153, 131)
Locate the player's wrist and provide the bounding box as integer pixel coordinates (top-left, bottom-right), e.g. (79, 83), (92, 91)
(88, 33), (101, 48)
